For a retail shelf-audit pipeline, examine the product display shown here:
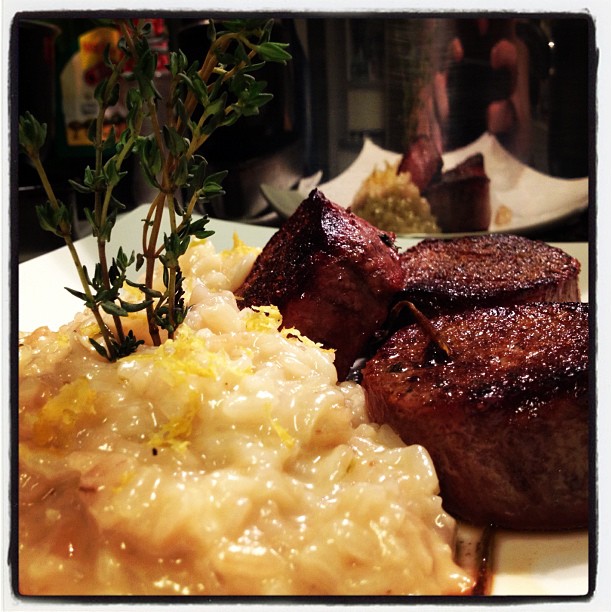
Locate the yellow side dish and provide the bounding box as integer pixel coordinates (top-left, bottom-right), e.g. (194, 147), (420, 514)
(351, 162), (440, 234)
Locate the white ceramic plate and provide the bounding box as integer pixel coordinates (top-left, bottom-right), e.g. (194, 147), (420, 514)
(18, 206), (590, 596)
(262, 133), (589, 236)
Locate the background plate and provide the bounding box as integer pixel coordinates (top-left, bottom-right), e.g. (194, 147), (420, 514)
(262, 133), (589, 237)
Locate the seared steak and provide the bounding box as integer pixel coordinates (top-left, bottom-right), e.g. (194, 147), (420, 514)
(423, 153), (491, 232)
(236, 189), (406, 379)
(361, 302), (589, 530)
(397, 135), (443, 192)
(400, 234), (581, 317)
(397, 137), (492, 233)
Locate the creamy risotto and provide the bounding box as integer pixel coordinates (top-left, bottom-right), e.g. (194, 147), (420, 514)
(351, 162), (440, 234)
(18, 236), (473, 596)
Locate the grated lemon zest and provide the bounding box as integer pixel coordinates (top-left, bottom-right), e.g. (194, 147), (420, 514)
(281, 327), (331, 350)
(245, 307), (334, 352)
(221, 233), (261, 258)
(135, 332), (254, 452)
(32, 377), (97, 447)
(245, 305), (283, 332)
(55, 331), (72, 349)
(187, 236), (209, 248)
(265, 402), (296, 449)
(132, 329), (252, 383)
(148, 399), (198, 454)
(79, 322), (101, 338)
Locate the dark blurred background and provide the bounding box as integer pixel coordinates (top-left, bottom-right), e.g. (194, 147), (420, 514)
(14, 14), (594, 261)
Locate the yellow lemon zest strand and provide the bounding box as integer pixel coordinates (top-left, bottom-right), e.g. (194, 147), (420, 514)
(55, 331), (72, 349)
(142, 333), (255, 453)
(148, 397), (199, 454)
(79, 322), (101, 338)
(265, 402), (296, 449)
(281, 326), (331, 350)
(224, 233), (261, 257)
(132, 329), (251, 384)
(32, 377), (97, 447)
(245, 305), (283, 332)
(245, 307), (333, 352)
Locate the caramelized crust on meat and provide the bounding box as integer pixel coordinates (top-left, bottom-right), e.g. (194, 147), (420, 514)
(236, 189), (406, 379)
(400, 234), (581, 316)
(362, 302), (589, 530)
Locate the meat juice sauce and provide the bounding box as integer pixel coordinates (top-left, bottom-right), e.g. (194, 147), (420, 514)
(455, 523), (495, 595)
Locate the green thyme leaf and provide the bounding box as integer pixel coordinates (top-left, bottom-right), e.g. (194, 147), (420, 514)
(163, 125), (188, 156)
(119, 298), (152, 313)
(89, 338), (110, 359)
(101, 300), (128, 317)
(255, 42), (291, 63)
(18, 112), (47, 155)
(65, 287), (89, 301)
(35, 201), (70, 237)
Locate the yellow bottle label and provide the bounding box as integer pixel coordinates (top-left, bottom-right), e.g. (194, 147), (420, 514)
(61, 26), (124, 146)
(78, 27), (122, 87)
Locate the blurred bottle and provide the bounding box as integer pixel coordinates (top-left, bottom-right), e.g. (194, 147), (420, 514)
(39, 19), (118, 184)
(19, 17), (135, 242)
(22, 18), (171, 217)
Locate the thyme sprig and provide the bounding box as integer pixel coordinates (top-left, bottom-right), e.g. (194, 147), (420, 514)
(19, 18), (291, 361)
